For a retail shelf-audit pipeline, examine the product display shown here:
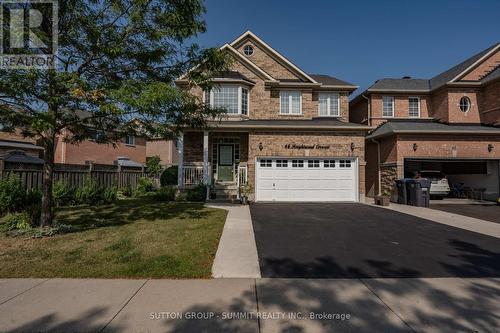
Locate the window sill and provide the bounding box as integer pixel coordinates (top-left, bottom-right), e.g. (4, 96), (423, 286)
(278, 114), (304, 117)
(125, 144), (136, 148)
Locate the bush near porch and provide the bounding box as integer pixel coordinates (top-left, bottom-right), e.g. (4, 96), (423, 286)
(0, 197), (227, 278)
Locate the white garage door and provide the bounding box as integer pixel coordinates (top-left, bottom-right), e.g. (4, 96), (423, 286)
(255, 158), (358, 202)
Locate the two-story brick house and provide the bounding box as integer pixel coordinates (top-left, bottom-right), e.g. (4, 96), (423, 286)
(350, 43), (500, 200)
(176, 31), (372, 202)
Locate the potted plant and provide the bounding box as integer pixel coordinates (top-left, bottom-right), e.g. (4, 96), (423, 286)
(375, 190), (391, 206)
(239, 184), (252, 205)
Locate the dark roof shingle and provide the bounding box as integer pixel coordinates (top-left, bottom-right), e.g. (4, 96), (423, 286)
(368, 78), (430, 91)
(367, 120), (500, 139)
(429, 43), (499, 89)
(308, 74), (356, 87)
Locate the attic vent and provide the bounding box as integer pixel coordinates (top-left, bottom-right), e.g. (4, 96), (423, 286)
(402, 76), (412, 79)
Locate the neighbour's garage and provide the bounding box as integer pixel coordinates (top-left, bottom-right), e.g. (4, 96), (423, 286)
(404, 158), (500, 201)
(255, 157), (358, 202)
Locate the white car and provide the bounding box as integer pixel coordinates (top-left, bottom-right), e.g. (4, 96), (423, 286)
(419, 170), (450, 198)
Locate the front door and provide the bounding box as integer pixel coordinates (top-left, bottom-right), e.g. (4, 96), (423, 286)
(218, 144), (234, 182)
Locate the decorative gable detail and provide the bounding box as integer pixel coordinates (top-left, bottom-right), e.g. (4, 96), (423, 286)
(230, 31), (318, 84)
(450, 44), (500, 83)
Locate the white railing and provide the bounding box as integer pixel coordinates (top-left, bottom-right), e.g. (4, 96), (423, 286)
(182, 164), (210, 186)
(237, 164), (248, 199)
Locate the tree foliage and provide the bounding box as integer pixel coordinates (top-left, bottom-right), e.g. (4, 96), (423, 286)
(0, 0), (231, 226)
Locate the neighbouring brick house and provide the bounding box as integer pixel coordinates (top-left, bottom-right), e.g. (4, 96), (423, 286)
(350, 43), (500, 200)
(0, 128), (43, 158)
(54, 130), (177, 167)
(54, 130), (147, 166)
(146, 138), (178, 167)
(176, 31), (371, 201)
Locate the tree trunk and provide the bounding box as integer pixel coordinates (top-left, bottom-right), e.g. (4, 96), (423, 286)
(40, 139), (55, 227)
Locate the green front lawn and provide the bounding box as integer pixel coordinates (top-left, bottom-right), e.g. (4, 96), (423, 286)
(0, 198), (227, 278)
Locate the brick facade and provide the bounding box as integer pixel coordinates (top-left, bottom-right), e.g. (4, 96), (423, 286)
(146, 139), (178, 166)
(54, 135), (147, 165)
(480, 81), (500, 125)
(365, 134), (500, 197)
(247, 131), (365, 198)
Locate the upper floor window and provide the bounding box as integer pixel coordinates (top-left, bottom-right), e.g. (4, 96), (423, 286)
(318, 93), (340, 117)
(382, 96), (394, 117)
(459, 96), (471, 112)
(125, 135), (135, 145)
(280, 91), (301, 114)
(206, 85), (249, 115)
(243, 45), (254, 56)
(408, 97), (420, 117)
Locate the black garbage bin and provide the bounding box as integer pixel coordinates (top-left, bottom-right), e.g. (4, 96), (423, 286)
(393, 179), (411, 204)
(407, 179), (431, 207)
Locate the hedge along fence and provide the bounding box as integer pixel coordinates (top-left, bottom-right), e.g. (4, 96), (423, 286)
(0, 160), (159, 192)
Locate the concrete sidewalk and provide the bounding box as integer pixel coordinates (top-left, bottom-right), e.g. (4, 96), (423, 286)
(209, 204), (261, 278)
(377, 202), (500, 239)
(1, 277), (499, 333)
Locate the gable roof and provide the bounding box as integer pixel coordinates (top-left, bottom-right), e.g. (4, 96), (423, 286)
(355, 42), (500, 98)
(230, 30), (319, 84)
(430, 43), (500, 89)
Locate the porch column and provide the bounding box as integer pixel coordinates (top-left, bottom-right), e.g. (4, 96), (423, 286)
(177, 132), (184, 188)
(203, 130), (210, 185)
(203, 131), (210, 201)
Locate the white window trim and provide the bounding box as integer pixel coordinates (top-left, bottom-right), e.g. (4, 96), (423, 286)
(382, 96), (394, 118)
(318, 92), (340, 117)
(279, 91), (302, 115)
(408, 96), (420, 118)
(125, 135), (135, 145)
(204, 84), (250, 116)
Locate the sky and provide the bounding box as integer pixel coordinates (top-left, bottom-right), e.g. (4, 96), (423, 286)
(193, 0), (500, 97)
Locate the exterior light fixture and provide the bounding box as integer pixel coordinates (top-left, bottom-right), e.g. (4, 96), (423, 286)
(259, 142), (263, 151)
(413, 143), (418, 152)
(488, 144), (494, 152)
(350, 142), (355, 151)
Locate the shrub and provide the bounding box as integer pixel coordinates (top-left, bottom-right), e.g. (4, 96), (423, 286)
(160, 166), (178, 186)
(0, 212), (32, 232)
(0, 174), (25, 214)
(53, 181), (76, 207)
(146, 155), (163, 176)
(75, 177), (103, 205)
(103, 186), (118, 204)
(175, 192), (187, 202)
(135, 177), (155, 196)
(121, 183), (133, 197)
(154, 186), (176, 202)
(186, 184), (207, 202)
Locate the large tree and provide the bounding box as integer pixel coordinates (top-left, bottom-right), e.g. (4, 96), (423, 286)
(0, 0), (230, 226)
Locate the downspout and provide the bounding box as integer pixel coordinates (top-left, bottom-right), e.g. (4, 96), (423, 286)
(361, 94), (371, 126)
(371, 138), (381, 196)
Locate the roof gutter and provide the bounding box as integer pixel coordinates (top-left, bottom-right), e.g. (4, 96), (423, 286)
(367, 129), (500, 140)
(361, 94), (371, 127)
(196, 123), (374, 131)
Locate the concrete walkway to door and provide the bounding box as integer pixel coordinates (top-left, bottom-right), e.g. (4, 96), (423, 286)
(209, 204), (261, 278)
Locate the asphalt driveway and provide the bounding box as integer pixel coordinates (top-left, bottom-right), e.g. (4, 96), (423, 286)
(250, 203), (500, 278)
(430, 204), (500, 224)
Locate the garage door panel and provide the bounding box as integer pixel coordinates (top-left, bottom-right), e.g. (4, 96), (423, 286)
(256, 158), (357, 202)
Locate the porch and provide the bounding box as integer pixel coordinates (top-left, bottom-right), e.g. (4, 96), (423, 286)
(177, 131), (249, 199)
